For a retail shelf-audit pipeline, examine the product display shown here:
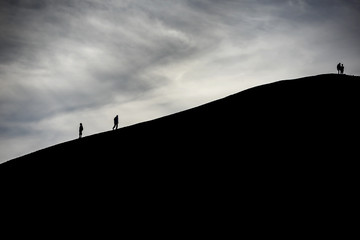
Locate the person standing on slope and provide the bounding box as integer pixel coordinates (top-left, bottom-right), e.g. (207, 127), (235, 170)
(113, 115), (119, 130)
(337, 62), (345, 74)
(79, 123), (83, 139)
(337, 62), (342, 74)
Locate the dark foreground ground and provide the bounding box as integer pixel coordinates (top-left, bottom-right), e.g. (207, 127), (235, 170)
(1, 74), (358, 236)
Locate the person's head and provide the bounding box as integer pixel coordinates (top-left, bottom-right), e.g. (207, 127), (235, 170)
(80, 123), (82, 126)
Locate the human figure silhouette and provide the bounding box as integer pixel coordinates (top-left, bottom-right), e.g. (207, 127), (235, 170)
(337, 63), (342, 74)
(79, 123), (83, 138)
(340, 63), (345, 74)
(113, 115), (119, 130)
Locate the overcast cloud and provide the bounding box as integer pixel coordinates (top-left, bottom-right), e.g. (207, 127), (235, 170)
(1, 0), (360, 162)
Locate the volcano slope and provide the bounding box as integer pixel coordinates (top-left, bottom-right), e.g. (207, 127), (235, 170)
(1, 74), (359, 186)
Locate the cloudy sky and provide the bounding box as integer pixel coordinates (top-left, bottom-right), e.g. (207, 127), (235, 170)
(1, 0), (359, 162)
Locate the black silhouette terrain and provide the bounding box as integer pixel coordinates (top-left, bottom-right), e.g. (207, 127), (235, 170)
(1, 74), (358, 233)
(2, 73), (359, 179)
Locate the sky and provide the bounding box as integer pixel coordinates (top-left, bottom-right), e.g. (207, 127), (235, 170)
(1, 0), (360, 162)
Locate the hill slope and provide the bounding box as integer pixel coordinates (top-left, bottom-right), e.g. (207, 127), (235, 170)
(2, 74), (360, 175)
(2, 74), (359, 231)
(1, 74), (358, 190)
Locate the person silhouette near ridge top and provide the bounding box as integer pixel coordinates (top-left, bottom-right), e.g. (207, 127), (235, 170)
(337, 62), (345, 74)
(113, 115), (119, 130)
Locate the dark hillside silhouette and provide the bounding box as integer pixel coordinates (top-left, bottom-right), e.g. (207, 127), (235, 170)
(2, 73), (359, 178)
(1, 74), (358, 231)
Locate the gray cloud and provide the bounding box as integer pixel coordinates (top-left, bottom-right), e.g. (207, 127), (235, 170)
(1, 0), (360, 162)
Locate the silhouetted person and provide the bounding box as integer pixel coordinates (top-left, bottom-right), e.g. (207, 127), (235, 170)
(79, 123), (83, 138)
(337, 63), (345, 74)
(340, 63), (345, 74)
(337, 63), (342, 74)
(113, 115), (119, 130)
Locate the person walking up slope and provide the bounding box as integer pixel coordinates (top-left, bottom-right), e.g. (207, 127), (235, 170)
(113, 115), (119, 130)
